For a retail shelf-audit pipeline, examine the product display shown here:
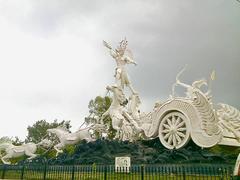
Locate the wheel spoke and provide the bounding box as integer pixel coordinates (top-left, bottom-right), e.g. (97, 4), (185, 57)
(175, 117), (181, 126)
(164, 132), (171, 140)
(167, 134), (173, 144)
(177, 127), (186, 132)
(176, 121), (185, 128)
(175, 133), (182, 144)
(163, 124), (170, 129)
(167, 118), (172, 126)
(171, 115), (176, 126)
(162, 129), (170, 133)
(177, 131), (185, 138)
(172, 134), (177, 147)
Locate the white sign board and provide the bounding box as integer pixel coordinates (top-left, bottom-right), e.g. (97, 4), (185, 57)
(115, 157), (131, 173)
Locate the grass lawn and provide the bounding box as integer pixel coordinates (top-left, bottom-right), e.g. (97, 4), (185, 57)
(1, 170), (231, 180)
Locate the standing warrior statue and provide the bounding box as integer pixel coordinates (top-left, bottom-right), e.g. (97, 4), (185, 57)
(103, 38), (137, 94)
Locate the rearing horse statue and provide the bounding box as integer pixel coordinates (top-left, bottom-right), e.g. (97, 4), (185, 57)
(101, 85), (128, 139)
(47, 127), (95, 156)
(0, 139), (52, 164)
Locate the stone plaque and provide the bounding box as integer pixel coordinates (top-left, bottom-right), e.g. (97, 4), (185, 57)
(115, 157), (131, 173)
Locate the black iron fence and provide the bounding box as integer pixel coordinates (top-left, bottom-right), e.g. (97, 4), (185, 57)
(0, 163), (235, 179)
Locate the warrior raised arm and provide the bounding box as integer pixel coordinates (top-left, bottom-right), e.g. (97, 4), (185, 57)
(103, 40), (137, 65)
(103, 40), (117, 58)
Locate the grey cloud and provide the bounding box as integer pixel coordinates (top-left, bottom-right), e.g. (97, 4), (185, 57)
(0, 0), (239, 139)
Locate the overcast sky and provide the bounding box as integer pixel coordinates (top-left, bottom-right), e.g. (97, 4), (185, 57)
(0, 0), (239, 140)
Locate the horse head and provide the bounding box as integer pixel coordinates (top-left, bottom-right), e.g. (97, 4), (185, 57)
(0, 142), (13, 152)
(47, 127), (69, 138)
(37, 138), (53, 148)
(107, 85), (127, 106)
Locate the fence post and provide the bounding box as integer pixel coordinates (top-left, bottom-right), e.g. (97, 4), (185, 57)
(220, 167), (224, 180)
(1, 165), (6, 179)
(141, 165), (144, 180)
(182, 166), (186, 180)
(71, 165), (75, 180)
(104, 165), (107, 180)
(43, 161), (47, 180)
(20, 164), (25, 180)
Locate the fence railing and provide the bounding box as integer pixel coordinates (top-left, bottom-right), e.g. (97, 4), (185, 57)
(0, 163), (234, 179)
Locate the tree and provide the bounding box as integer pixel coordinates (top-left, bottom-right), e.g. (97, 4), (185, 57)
(0, 136), (12, 144)
(0, 136), (23, 145)
(85, 96), (116, 139)
(12, 136), (24, 145)
(26, 119), (71, 143)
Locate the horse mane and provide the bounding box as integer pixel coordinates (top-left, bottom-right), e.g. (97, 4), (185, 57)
(114, 86), (124, 95)
(56, 126), (68, 132)
(55, 126), (69, 133)
(129, 94), (141, 112)
(113, 86), (126, 103)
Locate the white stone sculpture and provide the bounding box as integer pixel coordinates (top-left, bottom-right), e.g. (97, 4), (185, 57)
(137, 68), (239, 149)
(172, 66), (211, 100)
(100, 85), (128, 139)
(0, 139), (51, 164)
(0, 142), (37, 164)
(47, 127), (95, 156)
(217, 103), (240, 146)
(121, 119), (136, 141)
(88, 123), (108, 137)
(102, 39), (145, 141)
(101, 42), (240, 149)
(3, 39), (240, 166)
(127, 93), (141, 122)
(37, 138), (53, 149)
(103, 39), (137, 94)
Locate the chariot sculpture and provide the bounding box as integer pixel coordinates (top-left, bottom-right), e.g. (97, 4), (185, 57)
(0, 39), (239, 164)
(102, 38), (240, 150)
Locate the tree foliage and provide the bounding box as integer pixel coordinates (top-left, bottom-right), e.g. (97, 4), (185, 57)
(0, 136), (12, 144)
(12, 136), (24, 145)
(85, 96), (116, 139)
(26, 119), (71, 143)
(0, 136), (23, 145)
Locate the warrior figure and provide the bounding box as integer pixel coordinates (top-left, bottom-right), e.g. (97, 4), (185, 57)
(103, 38), (137, 94)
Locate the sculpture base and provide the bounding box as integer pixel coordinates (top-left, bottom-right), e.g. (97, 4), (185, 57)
(26, 138), (237, 165)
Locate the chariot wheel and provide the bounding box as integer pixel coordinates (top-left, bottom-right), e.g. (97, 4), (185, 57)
(159, 111), (191, 149)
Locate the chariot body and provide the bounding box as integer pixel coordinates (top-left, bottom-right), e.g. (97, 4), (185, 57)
(140, 88), (240, 150)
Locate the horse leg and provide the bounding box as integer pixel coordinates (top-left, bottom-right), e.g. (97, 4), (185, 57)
(85, 132), (95, 142)
(115, 128), (122, 140)
(112, 119), (123, 140)
(85, 137), (94, 143)
(112, 122), (120, 140)
(25, 150), (37, 160)
(1, 154), (12, 165)
(54, 143), (64, 156)
(128, 84), (136, 94)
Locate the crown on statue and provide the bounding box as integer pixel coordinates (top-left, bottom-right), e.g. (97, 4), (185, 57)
(117, 38), (128, 53)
